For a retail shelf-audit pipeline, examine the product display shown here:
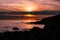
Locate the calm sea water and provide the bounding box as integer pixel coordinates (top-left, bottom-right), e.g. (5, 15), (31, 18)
(0, 20), (44, 32)
(0, 15), (54, 32)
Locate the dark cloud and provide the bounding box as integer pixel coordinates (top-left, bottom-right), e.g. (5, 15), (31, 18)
(54, 0), (60, 1)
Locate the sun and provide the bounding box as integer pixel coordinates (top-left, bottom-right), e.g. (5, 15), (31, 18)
(22, 5), (39, 12)
(25, 6), (34, 12)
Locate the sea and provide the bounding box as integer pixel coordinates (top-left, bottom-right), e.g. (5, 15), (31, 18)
(0, 14), (54, 32)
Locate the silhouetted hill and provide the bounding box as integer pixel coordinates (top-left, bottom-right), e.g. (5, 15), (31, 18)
(0, 11), (60, 15)
(0, 11), (59, 20)
(41, 15), (60, 40)
(29, 15), (60, 40)
(42, 15), (60, 40)
(29, 15), (60, 31)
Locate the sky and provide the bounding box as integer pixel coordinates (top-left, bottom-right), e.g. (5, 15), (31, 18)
(0, 0), (60, 12)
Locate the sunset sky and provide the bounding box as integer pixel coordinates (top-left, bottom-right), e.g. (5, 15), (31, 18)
(0, 0), (60, 12)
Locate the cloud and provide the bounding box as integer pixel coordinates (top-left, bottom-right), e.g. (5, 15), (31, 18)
(0, 0), (60, 11)
(54, 0), (60, 2)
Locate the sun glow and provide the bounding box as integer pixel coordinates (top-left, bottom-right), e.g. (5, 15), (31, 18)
(24, 5), (39, 12)
(20, 3), (40, 12)
(25, 6), (35, 12)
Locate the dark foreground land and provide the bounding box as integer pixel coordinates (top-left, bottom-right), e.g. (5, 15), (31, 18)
(0, 15), (60, 40)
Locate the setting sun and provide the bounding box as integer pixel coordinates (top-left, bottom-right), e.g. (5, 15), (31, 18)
(20, 3), (40, 12)
(25, 6), (35, 12)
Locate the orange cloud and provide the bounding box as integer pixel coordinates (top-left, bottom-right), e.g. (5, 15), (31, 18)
(0, 0), (60, 12)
